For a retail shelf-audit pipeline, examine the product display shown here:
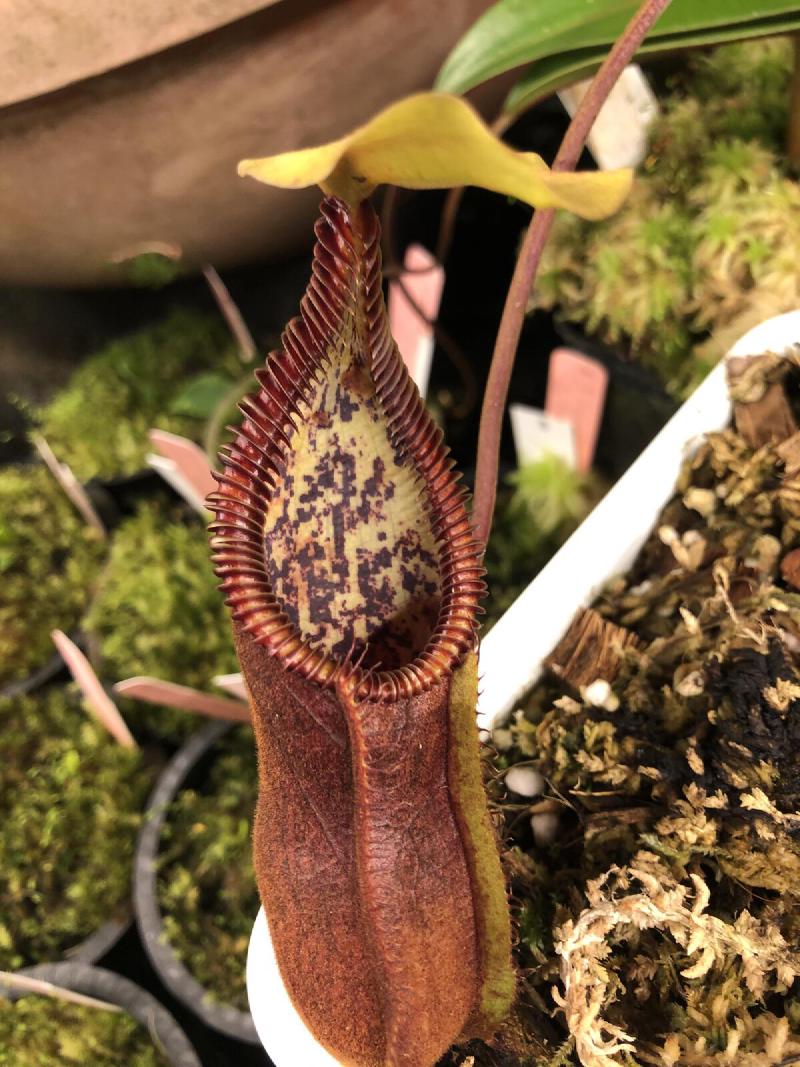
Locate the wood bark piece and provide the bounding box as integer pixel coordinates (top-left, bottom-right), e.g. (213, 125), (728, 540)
(728, 357), (798, 449)
(209, 198), (514, 1067)
(781, 548), (800, 590)
(777, 431), (800, 474)
(734, 383), (798, 449)
(545, 608), (641, 692)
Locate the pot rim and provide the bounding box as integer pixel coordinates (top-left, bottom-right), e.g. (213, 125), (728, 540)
(0, 0), (287, 110)
(4, 961), (202, 1067)
(133, 718), (259, 1043)
(477, 308), (800, 731)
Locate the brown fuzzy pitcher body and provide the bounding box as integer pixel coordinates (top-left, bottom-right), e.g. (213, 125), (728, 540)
(209, 198), (514, 1067)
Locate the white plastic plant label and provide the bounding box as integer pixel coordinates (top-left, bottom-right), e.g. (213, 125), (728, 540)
(509, 403), (577, 468)
(558, 64), (659, 171)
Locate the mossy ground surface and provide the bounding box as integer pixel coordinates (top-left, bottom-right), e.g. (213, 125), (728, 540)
(0, 996), (168, 1067)
(0, 690), (153, 970)
(0, 465), (103, 686)
(84, 499), (238, 742)
(36, 308), (241, 481)
(157, 725), (258, 1012)
(534, 38), (799, 397)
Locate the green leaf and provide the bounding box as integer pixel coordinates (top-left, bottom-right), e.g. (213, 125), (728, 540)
(239, 92), (632, 219)
(170, 372), (234, 419)
(435, 0), (800, 112)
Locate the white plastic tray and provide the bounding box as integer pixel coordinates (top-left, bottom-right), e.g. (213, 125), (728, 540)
(247, 310), (800, 1065)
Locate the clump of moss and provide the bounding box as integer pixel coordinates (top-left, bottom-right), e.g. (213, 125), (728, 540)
(0, 466), (103, 687)
(0, 996), (168, 1067)
(484, 456), (601, 628)
(84, 501), (238, 741)
(532, 37), (799, 397)
(37, 309), (240, 481)
(157, 726), (258, 1012)
(477, 355), (800, 1064)
(0, 690), (152, 970)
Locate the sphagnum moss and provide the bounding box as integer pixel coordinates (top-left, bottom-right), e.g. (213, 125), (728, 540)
(484, 457), (601, 630)
(0, 690), (152, 970)
(0, 465), (103, 687)
(0, 997), (168, 1067)
(532, 37), (799, 398)
(36, 308), (240, 481)
(156, 725), (258, 1012)
(84, 500), (238, 741)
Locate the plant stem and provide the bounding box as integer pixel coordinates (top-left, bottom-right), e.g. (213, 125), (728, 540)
(472, 0), (674, 547)
(202, 264), (257, 363)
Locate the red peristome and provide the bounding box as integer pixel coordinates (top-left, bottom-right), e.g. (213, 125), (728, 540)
(208, 197), (485, 702)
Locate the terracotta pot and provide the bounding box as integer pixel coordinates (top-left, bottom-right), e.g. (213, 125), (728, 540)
(0, 0), (492, 287)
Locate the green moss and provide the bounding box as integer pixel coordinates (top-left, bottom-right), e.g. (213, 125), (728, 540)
(0, 996), (167, 1067)
(84, 501), (238, 741)
(685, 36), (793, 148)
(37, 309), (240, 481)
(119, 252), (184, 289)
(532, 37), (800, 397)
(0, 690), (152, 969)
(484, 457), (600, 628)
(0, 466), (104, 686)
(157, 726), (259, 1012)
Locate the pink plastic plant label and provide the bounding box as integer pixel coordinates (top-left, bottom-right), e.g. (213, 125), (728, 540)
(388, 243), (444, 399)
(545, 347), (608, 472)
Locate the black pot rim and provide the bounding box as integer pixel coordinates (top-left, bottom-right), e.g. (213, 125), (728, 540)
(5, 961), (202, 1067)
(0, 629), (89, 700)
(134, 719), (259, 1044)
(65, 915), (132, 966)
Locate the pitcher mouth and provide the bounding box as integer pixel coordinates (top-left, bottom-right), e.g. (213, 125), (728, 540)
(208, 198), (484, 703)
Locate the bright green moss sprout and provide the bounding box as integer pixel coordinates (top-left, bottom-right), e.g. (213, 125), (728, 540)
(0, 466), (103, 686)
(84, 501), (238, 740)
(533, 37), (799, 397)
(484, 455), (600, 627)
(0, 997), (167, 1067)
(157, 726), (258, 1011)
(37, 309), (240, 481)
(0, 690), (151, 969)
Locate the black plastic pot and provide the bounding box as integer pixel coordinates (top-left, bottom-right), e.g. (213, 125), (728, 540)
(134, 719), (259, 1044)
(5, 961), (202, 1067)
(554, 321), (679, 480)
(65, 915), (132, 967)
(0, 628), (91, 701)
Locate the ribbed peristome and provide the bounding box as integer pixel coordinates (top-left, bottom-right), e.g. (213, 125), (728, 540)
(208, 197), (484, 702)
